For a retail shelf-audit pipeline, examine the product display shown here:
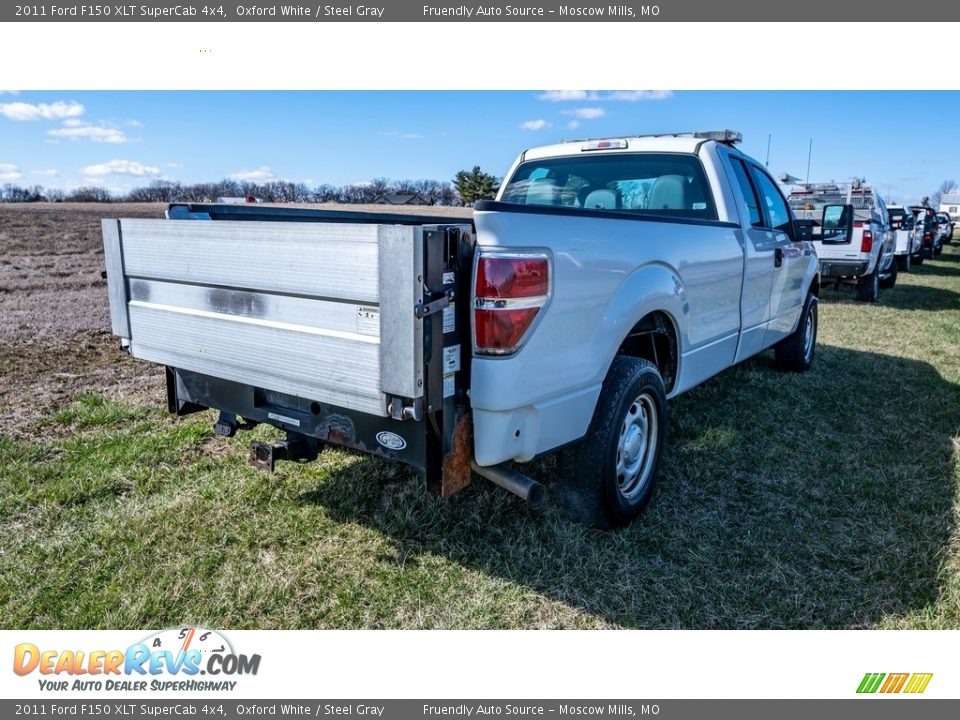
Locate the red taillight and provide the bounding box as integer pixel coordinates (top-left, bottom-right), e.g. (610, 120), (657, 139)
(474, 254), (549, 355)
(475, 308), (540, 351)
(924, 231), (932, 244)
(475, 256), (549, 298)
(860, 230), (873, 253)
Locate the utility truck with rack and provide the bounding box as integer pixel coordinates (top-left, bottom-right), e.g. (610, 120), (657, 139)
(786, 180), (897, 302)
(101, 130), (821, 528)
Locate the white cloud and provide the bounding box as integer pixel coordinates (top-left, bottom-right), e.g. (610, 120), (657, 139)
(167, 162), (184, 169)
(32, 169), (59, 177)
(520, 119), (550, 130)
(381, 130), (423, 140)
(538, 90), (591, 102)
(48, 123), (130, 144)
(0, 100), (84, 121)
(561, 107), (606, 120)
(537, 90), (673, 103)
(62, 118), (84, 127)
(126, 119), (144, 128)
(0, 163), (22, 181)
(567, 121), (580, 130)
(605, 90), (673, 102)
(0, 90), (20, 96)
(229, 166), (275, 182)
(82, 159), (161, 177)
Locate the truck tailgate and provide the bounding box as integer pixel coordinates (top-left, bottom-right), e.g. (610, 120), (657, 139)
(102, 217), (425, 417)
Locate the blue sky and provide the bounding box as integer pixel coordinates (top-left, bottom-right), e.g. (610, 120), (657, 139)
(1, 90), (958, 203)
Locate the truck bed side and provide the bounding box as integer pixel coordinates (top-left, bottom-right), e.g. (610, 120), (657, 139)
(469, 201), (745, 466)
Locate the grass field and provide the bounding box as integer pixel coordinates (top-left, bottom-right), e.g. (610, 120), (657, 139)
(1, 207), (959, 629)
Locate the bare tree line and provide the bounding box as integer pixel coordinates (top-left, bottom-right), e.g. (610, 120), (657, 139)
(0, 177), (465, 205)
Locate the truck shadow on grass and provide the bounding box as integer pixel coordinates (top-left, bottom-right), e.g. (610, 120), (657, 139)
(818, 281), (960, 311)
(300, 344), (959, 629)
(907, 263), (960, 278)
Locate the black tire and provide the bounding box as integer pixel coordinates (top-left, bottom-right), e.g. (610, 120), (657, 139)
(775, 293), (818, 372)
(856, 261), (881, 302)
(913, 253), (924, 266)
(897, 253), (911, 272)
(934, 241), (943, 257)
(556, 356), (667, 529)
(879, 256), (898, 289)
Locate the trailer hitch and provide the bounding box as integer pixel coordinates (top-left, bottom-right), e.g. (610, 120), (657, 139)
(249, 432), (322, 473)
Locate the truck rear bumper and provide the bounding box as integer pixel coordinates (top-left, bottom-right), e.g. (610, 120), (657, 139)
(472, 383), (600, 466)
(166, 366), (474, 496)
(819, 259), (869, 279)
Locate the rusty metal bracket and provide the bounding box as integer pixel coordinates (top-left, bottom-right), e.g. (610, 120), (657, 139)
(441, 412), (473, 497)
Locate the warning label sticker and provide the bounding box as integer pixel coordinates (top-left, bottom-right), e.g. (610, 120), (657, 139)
(358, 306), (380, 336)
(443, 345), (461, 373)
(443, 303), (456, 334)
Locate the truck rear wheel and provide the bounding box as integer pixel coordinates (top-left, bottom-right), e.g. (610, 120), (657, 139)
(775, 293), (818, 372)
(556, 357), (667, 529)
(856, 261), (880, 302)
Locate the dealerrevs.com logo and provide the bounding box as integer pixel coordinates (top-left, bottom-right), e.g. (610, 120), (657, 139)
(13, 627), (260, 692)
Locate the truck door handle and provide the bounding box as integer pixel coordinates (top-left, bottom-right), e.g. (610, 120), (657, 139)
(774, 247), (784, 268)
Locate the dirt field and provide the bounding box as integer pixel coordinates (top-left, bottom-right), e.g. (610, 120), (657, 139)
(0, 202), (472, 436)
(0, 203), (164, 435)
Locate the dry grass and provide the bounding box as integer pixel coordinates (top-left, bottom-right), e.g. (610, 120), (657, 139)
(0, 206), (958, 629)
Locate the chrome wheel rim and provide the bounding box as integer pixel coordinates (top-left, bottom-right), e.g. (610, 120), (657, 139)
(803, 305), (815, 360)
(616, 393), (658, 500)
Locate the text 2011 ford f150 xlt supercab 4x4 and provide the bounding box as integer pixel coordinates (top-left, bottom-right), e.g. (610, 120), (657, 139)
(101, 130), (821, 527)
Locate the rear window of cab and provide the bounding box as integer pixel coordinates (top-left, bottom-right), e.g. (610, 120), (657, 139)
(499, 153), (718, 222)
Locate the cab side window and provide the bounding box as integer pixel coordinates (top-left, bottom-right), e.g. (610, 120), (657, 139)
(729, 158), (763, 227)
(748, 165), (792, 232)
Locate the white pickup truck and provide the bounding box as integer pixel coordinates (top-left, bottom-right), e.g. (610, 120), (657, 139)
(101, 130), (820, 527)
(786, 182), (896, 302)
(886, 205), (924, 270)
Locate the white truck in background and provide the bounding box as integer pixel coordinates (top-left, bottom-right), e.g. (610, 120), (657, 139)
(886, 204), (924, 270)
(101, 130), (821, 528)
(912, 206), (943, 259)
(786, 180), (897, 302)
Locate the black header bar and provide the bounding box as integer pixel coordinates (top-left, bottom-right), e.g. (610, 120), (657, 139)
(4, 0), (956, 22)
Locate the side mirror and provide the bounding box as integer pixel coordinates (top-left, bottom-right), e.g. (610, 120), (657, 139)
(820, 204), (853, 244)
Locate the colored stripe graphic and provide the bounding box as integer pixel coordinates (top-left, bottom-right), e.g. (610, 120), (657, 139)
(857, 673), (885, 693)
(904, 673), (933, 694)
(880, 673), (909, 693)
(857, 672), (932, 694)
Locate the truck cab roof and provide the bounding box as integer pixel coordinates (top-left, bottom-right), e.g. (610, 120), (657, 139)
(520, 130), (742, 162)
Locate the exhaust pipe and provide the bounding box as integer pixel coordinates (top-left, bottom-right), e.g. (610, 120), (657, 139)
(470, 461), (546, 509)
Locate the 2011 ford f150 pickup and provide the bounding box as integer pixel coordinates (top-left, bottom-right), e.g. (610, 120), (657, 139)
(101, 130), (821, 528)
